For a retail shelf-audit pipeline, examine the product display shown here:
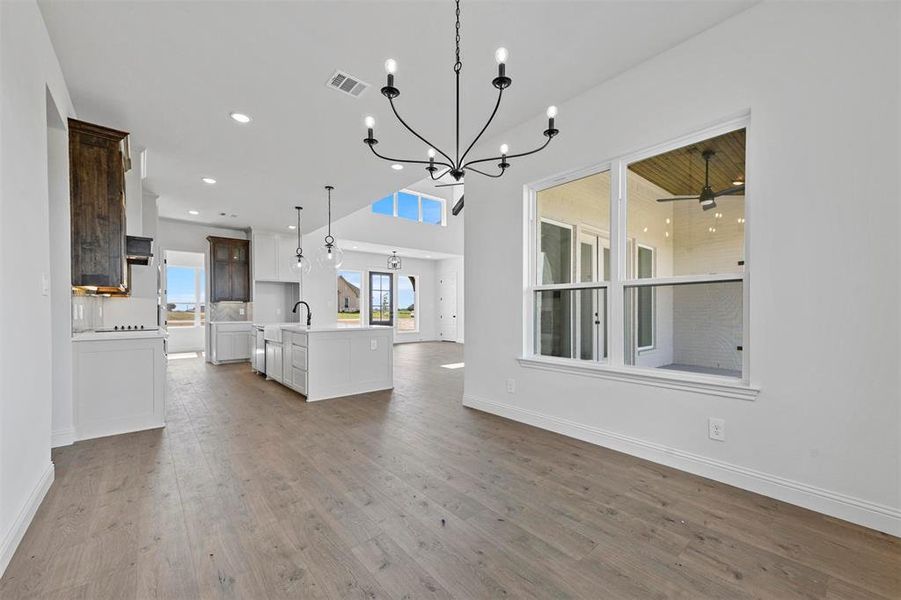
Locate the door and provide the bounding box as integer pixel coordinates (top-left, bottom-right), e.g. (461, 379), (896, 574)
(369, 272), (394, 326)
(439, 273), (457, 341)
(576, 231), (609, 360)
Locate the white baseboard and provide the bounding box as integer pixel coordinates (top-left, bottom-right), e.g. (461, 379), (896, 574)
(0, 462), (54, 578)
(51, 427), (76, 448)
(463, 394), (901, 537)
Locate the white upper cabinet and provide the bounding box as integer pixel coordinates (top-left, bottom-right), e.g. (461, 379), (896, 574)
(253, 231), (299, 282)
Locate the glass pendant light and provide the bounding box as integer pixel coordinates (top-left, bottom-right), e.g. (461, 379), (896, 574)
(387, 250), (402, 270)
(316, 185), (344, 269)
(289, 206), (312, 275)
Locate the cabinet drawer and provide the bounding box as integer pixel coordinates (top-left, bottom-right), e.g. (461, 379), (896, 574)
(291, 333), (308, 348)
(291, 345), (307, 370)
(291, 368), (307, 394)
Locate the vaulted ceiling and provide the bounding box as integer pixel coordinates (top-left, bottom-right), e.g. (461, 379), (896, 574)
(39, 0), (755, 232)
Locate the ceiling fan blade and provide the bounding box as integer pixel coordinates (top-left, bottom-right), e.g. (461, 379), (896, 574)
(451, 195), (464, 216)
(435, 182), (465, 188)
(714, 185), (745, 197)
(656, 196), (699, 203)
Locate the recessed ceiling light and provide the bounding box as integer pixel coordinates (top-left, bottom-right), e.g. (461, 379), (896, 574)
(391, 164), (404, 170)
(732, 178), (744, 186)
(288, 225), (296, 230)
(202, 177), (217, 184)
(188, 210), (200, 215)
(229, 112), (252, 124)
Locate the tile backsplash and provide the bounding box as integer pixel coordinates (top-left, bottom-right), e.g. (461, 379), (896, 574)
(72, 294), (102, 332)
(209, 302), (252, 322)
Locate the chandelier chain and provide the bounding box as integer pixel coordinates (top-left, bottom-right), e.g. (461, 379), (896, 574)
(454, 0), (462, 73)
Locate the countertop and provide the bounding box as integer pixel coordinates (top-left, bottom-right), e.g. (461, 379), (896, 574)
(72, 329), (168, 342)
(263, 323), (392, 335)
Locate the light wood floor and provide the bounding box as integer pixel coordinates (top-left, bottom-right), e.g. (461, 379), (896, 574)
(1, 342), (898, 599)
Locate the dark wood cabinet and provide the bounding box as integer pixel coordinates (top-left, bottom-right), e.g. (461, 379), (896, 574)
(69, 118), (130, 292)
(207, 237), (250, 302)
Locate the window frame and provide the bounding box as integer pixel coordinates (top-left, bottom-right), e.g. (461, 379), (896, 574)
(522, 113), (756, 399)
(336, 269), (364, 328)
(371, 189), (447, 226)
(165, 263), (205, 327)
(634, 243), (656, 352)
(395, 273), (419, 334)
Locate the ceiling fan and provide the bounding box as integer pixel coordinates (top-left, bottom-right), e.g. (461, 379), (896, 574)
(656, 150), (744, 211)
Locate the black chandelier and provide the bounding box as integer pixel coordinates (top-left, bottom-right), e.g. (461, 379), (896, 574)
(362, 0), (559, 183)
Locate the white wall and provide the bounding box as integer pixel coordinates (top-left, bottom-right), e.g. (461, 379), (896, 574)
(301, 249), (441, 343)
(0, 0), (75, 575)
(463, 2), (900, 534)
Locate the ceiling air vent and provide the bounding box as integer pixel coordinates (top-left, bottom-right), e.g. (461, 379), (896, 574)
(327, 70), (369, 98)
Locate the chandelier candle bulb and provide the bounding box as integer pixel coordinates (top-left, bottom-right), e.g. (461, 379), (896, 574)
(546, 105), (558, 131)
(384, 58), (397, 88)
(495, 47), (508, 79)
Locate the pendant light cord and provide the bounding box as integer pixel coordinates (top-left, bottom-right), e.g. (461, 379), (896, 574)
(324, 185), (335, 247)
(454, 0), (461, 164)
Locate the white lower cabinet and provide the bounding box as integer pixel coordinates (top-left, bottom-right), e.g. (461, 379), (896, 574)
(73, 335), (166, 442)
(282, 331), (308, 394)
(211, 322), (252, 364)
(265, 340), (283, 383)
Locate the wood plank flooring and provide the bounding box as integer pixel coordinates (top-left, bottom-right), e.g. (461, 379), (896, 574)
(1, 342), (898, 599)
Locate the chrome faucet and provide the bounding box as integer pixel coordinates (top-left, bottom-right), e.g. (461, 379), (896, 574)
(292, 301), (312, 327)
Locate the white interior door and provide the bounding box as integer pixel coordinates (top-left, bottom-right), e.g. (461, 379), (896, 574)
(439, 273), (457, 342)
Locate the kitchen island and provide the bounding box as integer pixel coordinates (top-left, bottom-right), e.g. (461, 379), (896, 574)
(263, 324), (393, 401)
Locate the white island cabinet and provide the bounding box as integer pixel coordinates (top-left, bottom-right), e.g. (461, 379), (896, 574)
(264, 325), (393, 401)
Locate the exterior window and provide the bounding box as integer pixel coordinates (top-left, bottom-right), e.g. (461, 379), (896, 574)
(397, 275), (417, 332)
(528, 123), (747, 382)
(369, 190), (445, 226)
(369, 271), (393, 326)
(372, 195), (394, 216)
(421, 198), (443, 224)
(397, 192), (419, 221)
(165, 264), (205, 327)
(337, 270), (362, 327)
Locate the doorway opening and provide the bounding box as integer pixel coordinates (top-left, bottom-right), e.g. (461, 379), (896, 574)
(165, 250), (206, 354)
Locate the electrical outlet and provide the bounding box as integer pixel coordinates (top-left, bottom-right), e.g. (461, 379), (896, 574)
(708, 417), (726, 441)
(239, 307), (245, 315)
(506, 378), (516, 394)
(370, 338), (378, 350)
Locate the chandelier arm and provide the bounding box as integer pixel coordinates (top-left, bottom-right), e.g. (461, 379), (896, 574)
(465, 165), (506, 178)
(387, 97), (456, 166)
(367, 143), (453, 169)
(429, 167), (453, 181)
(458, 87), (504, 165)
(462, 135), (553, 169)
